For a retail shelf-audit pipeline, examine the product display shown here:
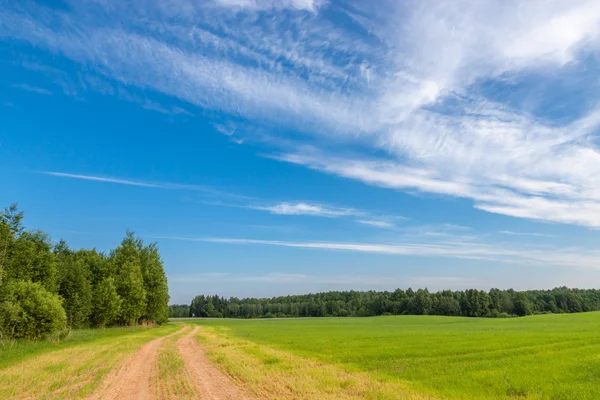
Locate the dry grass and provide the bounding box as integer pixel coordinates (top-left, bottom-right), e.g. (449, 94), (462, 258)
(0, 324), (179, 399)
(152, 324), (198, 399)
(194, 326), (436, 400)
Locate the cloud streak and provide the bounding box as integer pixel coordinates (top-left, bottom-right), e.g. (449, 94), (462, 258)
(247, 201), (402, 228)
(252, 202), (355, 217)
(152, 235), (600, 270)
(4, 1), (600, 227)
(40, 171), (245, 199)
(168, 272), (476, 288)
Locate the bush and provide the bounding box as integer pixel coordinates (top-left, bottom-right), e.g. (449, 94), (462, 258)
(0, 281), (67, 339)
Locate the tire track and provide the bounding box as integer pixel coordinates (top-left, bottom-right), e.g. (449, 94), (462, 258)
(87, 326), (188, 400)
(177, 326), (255, 400)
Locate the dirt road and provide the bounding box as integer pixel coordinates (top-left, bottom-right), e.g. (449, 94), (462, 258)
(177, 326), (254, 400)
(86, 325), (253, 400)
(88, 326), (188, 400)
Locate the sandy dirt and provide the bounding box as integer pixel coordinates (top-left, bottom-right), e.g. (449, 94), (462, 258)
(177, 326), (255, 400)
(87, 327), (187, 400)
(86, 325), (254, 400)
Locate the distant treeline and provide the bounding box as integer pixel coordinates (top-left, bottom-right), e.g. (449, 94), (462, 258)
(172, 287), (600, 319)
(0, 204), (170, 339)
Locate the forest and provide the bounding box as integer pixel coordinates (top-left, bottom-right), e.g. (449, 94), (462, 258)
(0, 204), (170, 339)
(178, 286), (600, 319)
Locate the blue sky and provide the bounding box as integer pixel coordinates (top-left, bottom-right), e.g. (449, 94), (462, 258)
(2, 0), (600, 303)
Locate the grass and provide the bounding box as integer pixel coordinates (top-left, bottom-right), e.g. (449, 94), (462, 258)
(1, 314), (599, 399)
(191, 312), (600, 400)
(0, 323), (180, 399)
(152, 324), (197, 399)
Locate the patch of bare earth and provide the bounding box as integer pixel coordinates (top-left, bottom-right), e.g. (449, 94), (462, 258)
(177, 326), (255, 400)
(87, 326), (187, 400)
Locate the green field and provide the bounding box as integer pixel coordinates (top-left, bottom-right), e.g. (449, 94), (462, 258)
(1, 314), (599, 399)
(193, 312), (600, 400)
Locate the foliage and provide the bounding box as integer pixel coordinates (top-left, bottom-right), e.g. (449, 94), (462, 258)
(92, 277), (121, 327)
(56, 243), (93, 328)
(168, 304), (190, 318)
(0, 204), (170, 339)
(139, 244), (170, 324)
(188, 286), (600, 319)
(0, 280), (66, 339)
(115, 261), (147, 325)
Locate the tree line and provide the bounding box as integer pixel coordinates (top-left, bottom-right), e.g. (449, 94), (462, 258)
(177, 286), (600, 319)
(0, 204), (170, 339)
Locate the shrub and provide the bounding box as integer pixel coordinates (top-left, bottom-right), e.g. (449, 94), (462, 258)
(0, 281), (67, 339)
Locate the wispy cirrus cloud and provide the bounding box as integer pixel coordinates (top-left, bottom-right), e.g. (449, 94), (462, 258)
(169, 272), (476, 288)
(499, 230), (555, 238)
(4, 0), (600, 227)
(42, 171), (400, 227)
(356, 219), (394, 229)
(252, 202), (355, 217)
(213, 0), (326, 12)
(40, 171), (245, 199)
(12, 83), (53, 95)
(42, 172), (162, 188)
(247, 201), (402, 228)
(153, 235), (600, 270)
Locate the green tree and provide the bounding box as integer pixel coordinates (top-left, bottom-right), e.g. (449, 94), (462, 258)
(55, 243), (93, 328)
(115, 261), (146, 325)
(513, 293), (533, 316)
(139, 243), (169, 324)
(92, 277), (121, 327)
(111, 233), (147, 325)
(0, 204), (23, 284)
(0, 280), (66, 339)
(412, 289), (433, 315)
(5, 230), (57, 293)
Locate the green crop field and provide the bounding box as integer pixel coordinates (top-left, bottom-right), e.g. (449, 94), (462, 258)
(192, 312), (600, 400)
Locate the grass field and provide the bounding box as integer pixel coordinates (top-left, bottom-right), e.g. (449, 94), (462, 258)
(192, 312), (600, 400)
(1, 313), (599, 399)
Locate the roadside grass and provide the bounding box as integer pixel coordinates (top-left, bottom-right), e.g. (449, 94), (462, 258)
(152, 324), (197, 399)
(0, 323), (179, 399)
(192, 312), (600, 400)
(195, 325), (436, 400)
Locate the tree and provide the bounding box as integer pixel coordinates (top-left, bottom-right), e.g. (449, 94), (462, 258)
(4, 230), (57, 293)
(412, 289), (433, 315)
(92, 277), (121, 327)
(111, 233), (147, 325)
(56, 244), (93, 328)
(0, 280), (66, 339)
(139, 243), (169, 324)
(513, 293), (533, 316)
(115, 261), (146, 325)
(0, 204), (23, 284)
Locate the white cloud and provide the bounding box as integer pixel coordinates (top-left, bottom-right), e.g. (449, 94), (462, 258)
(248, 201), (401, 228)
(213, 0), (326, 12)
(153, 235), (600, 270)
(169, 272), (476, 288)
(42, 172), (162, 188)
(5, 1), (600, 227)
(499, 231), (555, 238)
(253, 202), (355, 217)
(12, 83), (53, 95)
(356, 219), (394, 229)
(40, 171), (243, 198)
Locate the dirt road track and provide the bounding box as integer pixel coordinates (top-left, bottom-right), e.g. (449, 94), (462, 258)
(87, 326), (188, 400)
(177, 326), (255, 400)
